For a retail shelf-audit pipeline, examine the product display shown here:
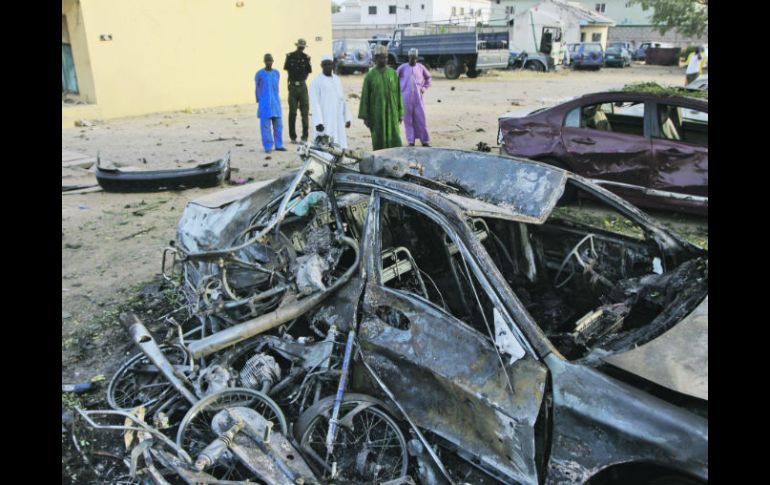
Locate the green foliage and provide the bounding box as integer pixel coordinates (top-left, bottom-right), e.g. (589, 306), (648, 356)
(679, 44), (700, 60)
(628, 0), (708, 38)
(332, 3), (341, 14)
(622, 82), (708, 99)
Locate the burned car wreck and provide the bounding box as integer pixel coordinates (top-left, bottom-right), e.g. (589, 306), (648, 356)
(80, 141), (708, 484)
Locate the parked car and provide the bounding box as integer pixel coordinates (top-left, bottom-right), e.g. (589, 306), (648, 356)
(571, 42), (604, 70)
(686, 74), (708, 91)
(608, 41), (633, 52)
(498, 91), (708, 214)
(332, 38), (373, 74)
(604, 45), (631, 67)
(107, 142), (706, 484)
(632, 41), (675, 61)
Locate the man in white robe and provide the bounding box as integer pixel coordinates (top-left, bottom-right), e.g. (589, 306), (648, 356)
(310, 54), (352, 148)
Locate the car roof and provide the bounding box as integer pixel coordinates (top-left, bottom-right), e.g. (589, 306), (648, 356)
(573, 91), (708, 107)
(358, 147), (568, 224)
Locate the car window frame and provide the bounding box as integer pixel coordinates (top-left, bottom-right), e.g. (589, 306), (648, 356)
(563, 98), (650, 138)
(368, 189), (538, 358)
(651, 101), (708, 147)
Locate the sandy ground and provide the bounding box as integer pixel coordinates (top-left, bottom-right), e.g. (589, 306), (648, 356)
(61, 63), (704, 381)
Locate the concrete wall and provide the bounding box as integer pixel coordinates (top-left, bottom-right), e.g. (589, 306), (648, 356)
(359, 0), (489, 25)
(599, 0), (653, 26)
(608, 25), (707, 49)
(62, 0), (331, 120)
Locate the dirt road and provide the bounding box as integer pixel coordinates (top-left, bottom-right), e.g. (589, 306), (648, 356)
(61, 64), (702, 381)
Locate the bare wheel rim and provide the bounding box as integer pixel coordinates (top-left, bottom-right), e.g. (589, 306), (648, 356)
(176, 388), (288, 480)
(299, 403), (408, 483)
(107, 345), (188, 410)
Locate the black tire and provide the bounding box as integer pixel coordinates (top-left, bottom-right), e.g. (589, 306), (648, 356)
(444, 59), (462, 79)
(363, 67), (369, 73)
(525, 61), (545, 72)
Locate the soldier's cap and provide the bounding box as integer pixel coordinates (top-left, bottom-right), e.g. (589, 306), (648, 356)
(295, 38), (307, 47)
(264, 53), (274, 61)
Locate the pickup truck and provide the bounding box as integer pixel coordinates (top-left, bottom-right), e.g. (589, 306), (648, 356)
(387, 28), (509, 79)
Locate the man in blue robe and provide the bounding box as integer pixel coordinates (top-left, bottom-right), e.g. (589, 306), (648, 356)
(255, 53), (286, 152)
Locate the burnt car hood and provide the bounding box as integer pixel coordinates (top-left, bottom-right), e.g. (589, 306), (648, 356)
(603, 296), (708, 401)
(369, 147), (567, 224)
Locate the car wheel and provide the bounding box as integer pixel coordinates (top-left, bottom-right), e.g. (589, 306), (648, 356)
(525, 61), (545, 72)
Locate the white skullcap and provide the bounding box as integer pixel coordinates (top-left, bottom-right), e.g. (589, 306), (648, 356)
(375, 45), (388, 56)
(408, 48), (419, 56)
(320, 53), (334, 63)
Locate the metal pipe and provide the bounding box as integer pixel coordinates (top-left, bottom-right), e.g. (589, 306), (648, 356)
(121, 313), (198, 405)
(187, 236), (360, 359)
(325, 329), (356, 454)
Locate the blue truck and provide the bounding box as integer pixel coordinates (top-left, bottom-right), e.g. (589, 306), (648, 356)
(387, 28), (510, 79)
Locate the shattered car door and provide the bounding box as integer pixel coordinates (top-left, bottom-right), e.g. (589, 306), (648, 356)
(355, 192), (548, 484)
(650, 103), (708, 198)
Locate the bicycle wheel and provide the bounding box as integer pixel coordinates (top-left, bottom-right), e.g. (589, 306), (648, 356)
(296, 395), (409, 483)
(107, 345), (188, 410)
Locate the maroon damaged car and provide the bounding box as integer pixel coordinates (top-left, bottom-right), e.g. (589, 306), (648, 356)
(498, 92), (708, 215)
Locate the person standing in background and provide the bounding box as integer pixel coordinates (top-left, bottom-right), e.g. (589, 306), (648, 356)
(284, 38), (312, 143)
(255, 53), (285, 153)
(359, 45), (403, 150)
(309, 54), (352, 148)
(397, 48), (432, 147)
(684, 47), (705, 85)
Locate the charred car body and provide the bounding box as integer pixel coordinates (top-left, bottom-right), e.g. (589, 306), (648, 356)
(498, 91), (708, 215)
(81, 142), (708, 484)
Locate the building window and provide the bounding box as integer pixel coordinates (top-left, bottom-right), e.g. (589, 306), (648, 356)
(595, 3), (606, 13)
(496, 0), (501, 4)
(592, 33), (602, 42)
(505, 6), (514, 14)
(459, 8), (464, 15)
(451, 7), (456, 15)
(369, 6), (377, 15)
(389, 5), (396, 14)
(580, 32), (586, 42)
(469, 8), (474, 15)
(422, 4), (425, 9)
(405, 4), (409, 9)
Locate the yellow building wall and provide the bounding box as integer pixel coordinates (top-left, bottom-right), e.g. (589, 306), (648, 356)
(66, 0), (332, 120)
(63, 0), (98, 104)
(580, 26), (610, 50)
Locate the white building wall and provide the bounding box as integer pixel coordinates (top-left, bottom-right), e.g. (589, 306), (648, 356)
(359, 0), (491, 26)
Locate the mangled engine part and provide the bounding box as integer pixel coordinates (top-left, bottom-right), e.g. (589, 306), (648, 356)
(194, 364), (231, 399)
(209, 406), (317, 484)
(187, 236), (359, 359)
(240, 353), (281, 394)
(122, 312), (198, 405)
(295, 253), (329, 295)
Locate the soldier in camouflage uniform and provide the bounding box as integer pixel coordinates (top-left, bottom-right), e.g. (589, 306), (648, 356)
(283, 38), (312, 143)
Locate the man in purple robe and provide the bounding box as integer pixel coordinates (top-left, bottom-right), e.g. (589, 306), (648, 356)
(396, 48), (432, 147)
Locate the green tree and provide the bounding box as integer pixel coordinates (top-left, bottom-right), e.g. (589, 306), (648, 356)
(628, 0), (708, 38)
(332, 2), (341, 14)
